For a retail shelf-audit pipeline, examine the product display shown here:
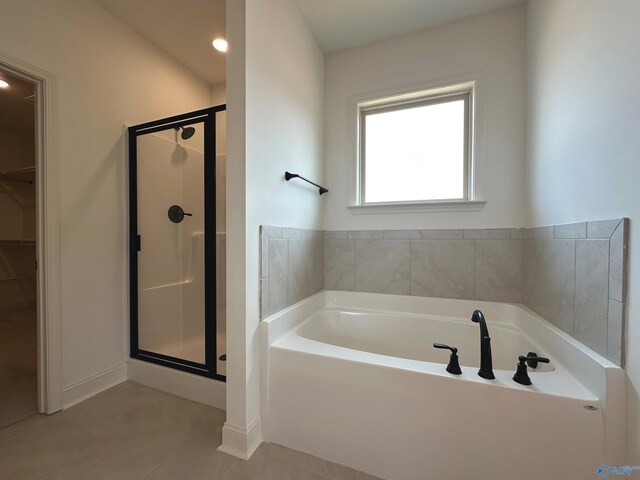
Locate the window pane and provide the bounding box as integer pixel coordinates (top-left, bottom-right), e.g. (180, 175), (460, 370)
(364, 99), (466, 203)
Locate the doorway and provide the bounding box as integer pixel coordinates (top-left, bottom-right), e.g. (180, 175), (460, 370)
(0, 70), (37, 428)
(128, 107), (226, 381)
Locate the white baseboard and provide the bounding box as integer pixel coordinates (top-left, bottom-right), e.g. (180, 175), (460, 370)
(218, 418), (262, 460)
(62, 363), (127, 409)
(126, 358), (226, 410)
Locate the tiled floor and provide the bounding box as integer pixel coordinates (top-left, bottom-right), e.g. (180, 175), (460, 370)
(0, 381), (382, 480)
(0, 306), (37, 429)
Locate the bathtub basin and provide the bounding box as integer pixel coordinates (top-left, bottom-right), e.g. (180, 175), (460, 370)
(261, 291), (625, 480)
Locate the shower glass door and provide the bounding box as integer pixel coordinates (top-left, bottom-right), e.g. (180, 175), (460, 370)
(128, 107), (225, 380)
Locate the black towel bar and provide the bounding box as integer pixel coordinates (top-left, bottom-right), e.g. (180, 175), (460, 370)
(284, 171), (328, 195)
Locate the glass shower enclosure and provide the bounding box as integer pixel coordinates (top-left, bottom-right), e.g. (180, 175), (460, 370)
(128, 106), (225, 381)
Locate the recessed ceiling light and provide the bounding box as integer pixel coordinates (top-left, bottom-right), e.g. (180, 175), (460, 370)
(212, 38), (228, 53)
(0, 79), (9, 89)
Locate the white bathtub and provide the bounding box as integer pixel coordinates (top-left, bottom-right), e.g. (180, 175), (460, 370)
(261, 291), (626, 480)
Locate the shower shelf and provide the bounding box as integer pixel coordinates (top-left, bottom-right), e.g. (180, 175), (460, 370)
(0, 166), (36, 184)
(0, 239), (36, 246)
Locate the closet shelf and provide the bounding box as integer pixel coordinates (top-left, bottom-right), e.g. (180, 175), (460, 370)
(0, 239), (36, 246)
(0, 166), (36, 184)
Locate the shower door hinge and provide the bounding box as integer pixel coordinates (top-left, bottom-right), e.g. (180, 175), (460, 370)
(136, 235), (141, 251)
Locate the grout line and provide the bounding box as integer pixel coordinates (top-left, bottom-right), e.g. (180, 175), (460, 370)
(520, 235), (525, 304)
(473, 239), (477, 300)
(353, 238), (358, 292)
(605, 238), (612, 357)
(283, 238), (290, 311)
(609, 218), (624, 239)
(572, 239), (576, 336)
(409, 239), (412, 296)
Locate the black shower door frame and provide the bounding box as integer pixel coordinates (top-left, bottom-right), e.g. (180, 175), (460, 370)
(128, 106), (226, 381)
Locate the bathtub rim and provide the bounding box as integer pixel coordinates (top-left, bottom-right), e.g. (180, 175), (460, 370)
(261, 290), (623, 401)
(260, 289), (626, 462)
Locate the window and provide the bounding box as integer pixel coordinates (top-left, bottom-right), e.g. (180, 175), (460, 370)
(358, 82), (474, 206)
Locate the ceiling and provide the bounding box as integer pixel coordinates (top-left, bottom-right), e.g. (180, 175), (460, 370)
(92, 0), (523, 85)
(295, 0), (524, 53)
(95, 0), (226, 85)
(0, 71), (36, 136)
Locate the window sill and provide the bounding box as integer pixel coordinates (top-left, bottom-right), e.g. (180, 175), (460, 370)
(347, 200), (487, 215)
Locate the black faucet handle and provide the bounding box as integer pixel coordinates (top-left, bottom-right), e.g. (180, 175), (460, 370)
(433, 343), (462, 375)
(433, 343), (457, 354)
(518, 354), (549, 365)
(513, 354), (550, 386)
(524, 351), (548, 368)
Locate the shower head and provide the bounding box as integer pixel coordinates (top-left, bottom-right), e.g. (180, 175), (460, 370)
(175, 126), (196, 140)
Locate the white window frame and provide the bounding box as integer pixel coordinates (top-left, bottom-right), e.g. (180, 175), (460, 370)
(350, 81), (485, 214)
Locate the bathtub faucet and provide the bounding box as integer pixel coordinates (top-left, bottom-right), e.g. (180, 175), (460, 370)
(471, 310), (495, 380)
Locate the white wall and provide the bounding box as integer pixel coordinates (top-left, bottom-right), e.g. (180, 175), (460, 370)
(526, 0), (640, 460)
(223, 0), (324, 457)
(0, 0), (212, 396)
(323, 5), (526, 231)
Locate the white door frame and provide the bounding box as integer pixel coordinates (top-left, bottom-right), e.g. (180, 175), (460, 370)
(0, 51), (63, 414)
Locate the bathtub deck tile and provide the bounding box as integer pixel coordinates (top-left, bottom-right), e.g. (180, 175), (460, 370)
(463, 228), (510, 239)
(523, 239), (576, 335)
(348, 230), (383, 239)
(510, 228), (524, 239)
(574, 239), (609, 356)
(554, 222), (587, 239)
(325, 230), (348, 239)
(288, 238), (324, 305)
(268, 238), (289, 315)
(260, 279), (268, 320)
(260, 234), (269, 279)
(355, 239), (410, 295)
(410, 240), (475, 299)
(524, 226), (553, 239)
(609, 220), (627, 303)
(607, 300), (624, 366)
(282, 227), (303, 239)
(325, 239), (356, 291)
(262, 226), (283, 238)
(475, 239), (523, 303)
(587, 219), (622, 239)
(420, 229), (463, 239)
(382, 230), (420, 239)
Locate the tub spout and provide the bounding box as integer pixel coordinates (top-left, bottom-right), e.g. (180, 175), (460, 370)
(471, 310), (495, 380)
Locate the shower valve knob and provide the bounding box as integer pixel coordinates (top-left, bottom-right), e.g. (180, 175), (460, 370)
(168, 205), (192, 223)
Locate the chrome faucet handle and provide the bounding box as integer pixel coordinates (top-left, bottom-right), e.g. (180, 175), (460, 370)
(433, 343), (462, 375)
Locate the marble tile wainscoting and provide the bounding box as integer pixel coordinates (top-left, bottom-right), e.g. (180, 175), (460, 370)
(260, 226), (324, 319)
(523, 218), (628, 365)
(324, 228), (525, 303)
(260, 219), (628, 366)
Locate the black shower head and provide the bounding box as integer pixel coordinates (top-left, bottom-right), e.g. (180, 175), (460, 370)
(175, 126), (196, 140)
